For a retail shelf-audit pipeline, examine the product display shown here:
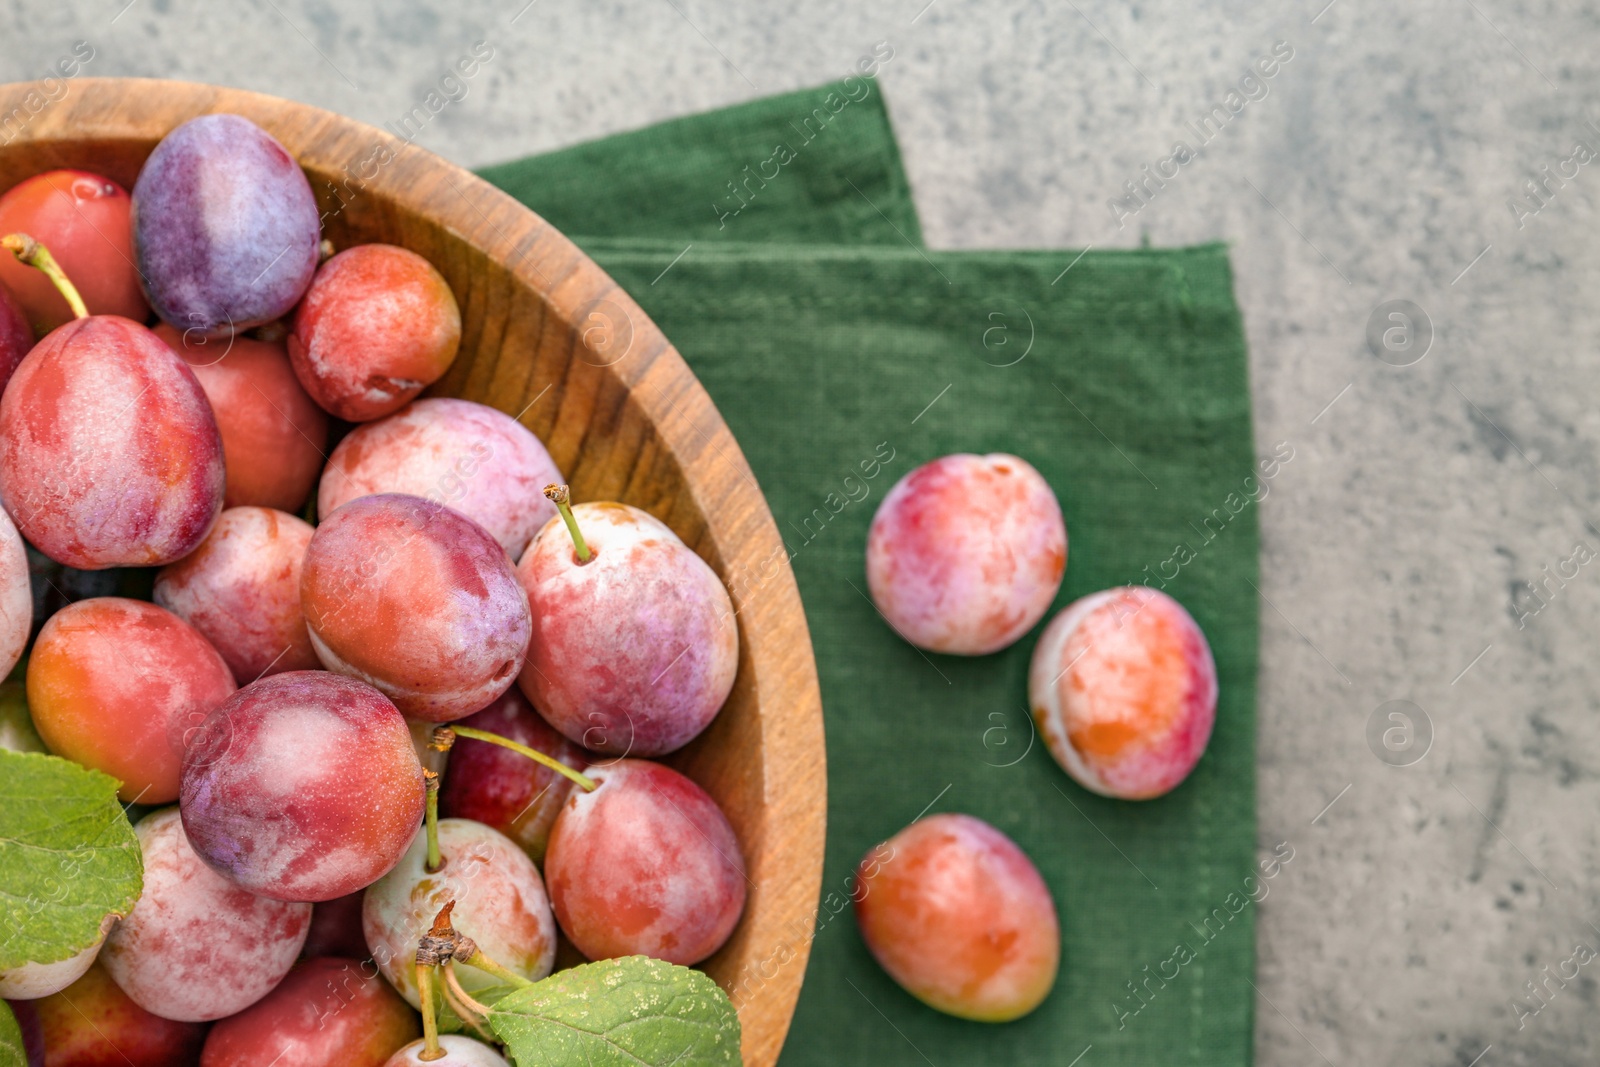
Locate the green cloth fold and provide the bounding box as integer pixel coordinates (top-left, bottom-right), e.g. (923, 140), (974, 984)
(478, 82), (922, 246)
(481, 79), (1260, 1067)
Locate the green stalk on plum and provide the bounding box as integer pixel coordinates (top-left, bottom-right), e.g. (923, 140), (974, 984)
(441, 960), (494, 1035)
(421, 726), (592, 882)
(456, 944), (534, 989)
(416, 960), (444, 1062)
(422, 726), (595, 876)
(543, 483), (591, 563)
(430, 724), (595, 793)
(423, 770), (443, 871)
(2, 233), (89, 319)
(413, 900), (532, 1059)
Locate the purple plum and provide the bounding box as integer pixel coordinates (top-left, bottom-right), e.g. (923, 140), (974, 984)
(132, 114), (319, 337)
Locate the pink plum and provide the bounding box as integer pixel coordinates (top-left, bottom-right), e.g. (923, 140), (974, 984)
(0, 314), (223, 568)
(179, 671), (425, 902)
(302, 494), (531, 722)
(854, 813), (1059, 1022)
(29, 960), (208, 1066)
(153, 324), (330, 513)
(101, 808), (311, 1022)
(198, 956), (420, 1067)
(1029, 586), (1217, 799)
(0, 170), (147, 334)
(289, 245), (460, 422)
(154, 507), (320, 683)
(363, 818), (556, 1007)
(516, 501), (736, 756)
(28, 597), (237, 804)
(319, 398), (562, 559)
(543, 759), (745, 965)
(865, 453), (1066, 655)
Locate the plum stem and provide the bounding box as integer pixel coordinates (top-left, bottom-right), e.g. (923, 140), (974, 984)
(434, 724), (597, 792)
(417, 899), (533, 992)
(440, 979), (495, 1042)
(423, 770), (442, 872)
(463, 946), (535, 988)
(415, 902), (460, 1061)
(543, 484), (592, 563)
(1, 234), (88, 320)
(416, 961), (444, 1061)
(442, 960), (494, 1022)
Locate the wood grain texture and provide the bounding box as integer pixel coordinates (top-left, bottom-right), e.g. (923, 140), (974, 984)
(0, 78), (826, 1066)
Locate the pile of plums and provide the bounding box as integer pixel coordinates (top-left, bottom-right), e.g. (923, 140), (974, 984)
(0, 114), (746, 1067)
(852, 452), (1219, 1022)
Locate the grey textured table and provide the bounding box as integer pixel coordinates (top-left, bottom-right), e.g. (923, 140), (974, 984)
(3, 1), (1596, 1063)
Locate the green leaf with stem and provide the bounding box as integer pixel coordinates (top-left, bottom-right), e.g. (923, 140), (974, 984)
(0, 751), (141, 971)
(489, 955), (740, 1067)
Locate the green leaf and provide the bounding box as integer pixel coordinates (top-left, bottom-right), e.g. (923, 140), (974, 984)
(0, 751), (142, 970)
(489, 956), (740, 1067)
(0, 1000), (26, 1067)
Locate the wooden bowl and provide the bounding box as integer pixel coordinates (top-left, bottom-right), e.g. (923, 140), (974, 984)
(0, 78), (826, 1065)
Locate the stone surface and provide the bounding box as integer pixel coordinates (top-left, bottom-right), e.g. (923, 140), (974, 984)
(3, 1), (1597, 1062)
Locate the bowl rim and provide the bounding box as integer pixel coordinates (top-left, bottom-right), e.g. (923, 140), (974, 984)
(0, 76), (826, 1066)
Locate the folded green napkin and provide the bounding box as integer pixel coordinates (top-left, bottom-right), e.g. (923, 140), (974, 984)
(479, 81), (920, 247)
(481, 82), (1260, 1067)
